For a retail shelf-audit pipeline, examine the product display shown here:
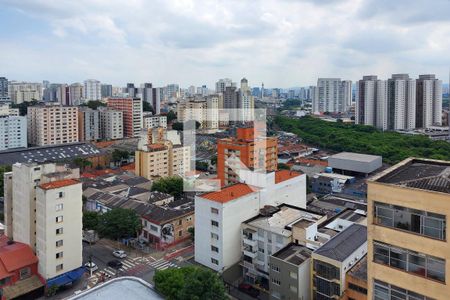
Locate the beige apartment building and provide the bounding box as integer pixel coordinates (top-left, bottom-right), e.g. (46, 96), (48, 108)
(98, 107), (123, 140)
(367, 158), (450, 300)
(27, 105), (79, 146)
(4, 163), (82, 280)
(177, 95), (220, 132)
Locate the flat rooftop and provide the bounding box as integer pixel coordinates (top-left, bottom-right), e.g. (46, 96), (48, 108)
(329, 152), (381, 163)
(374, 158), (450, 194)
(69, 277), (163, 300)
(273, 243), (312, 266)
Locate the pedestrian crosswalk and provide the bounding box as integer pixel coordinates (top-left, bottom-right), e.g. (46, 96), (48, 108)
(148, 258), (180, 271)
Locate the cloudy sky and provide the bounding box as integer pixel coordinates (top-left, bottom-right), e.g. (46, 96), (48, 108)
(2, 0), (450, 88)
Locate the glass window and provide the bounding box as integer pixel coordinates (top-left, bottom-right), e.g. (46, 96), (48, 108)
(55, 204), (63, 211)
(313, 260), (340, 280)
(211, 220), (219, 227)
(19, 267), (31, 280)
(374, 280), (434, 300)
(211, 208), (219, 214)
(56, 216), (63, 223)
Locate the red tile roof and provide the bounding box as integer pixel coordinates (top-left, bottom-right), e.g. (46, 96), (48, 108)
(39, 179), (79, 190)
(0, 236), (38, 279)
(275, 170), (302, 184)
(200, 183), (258, 203)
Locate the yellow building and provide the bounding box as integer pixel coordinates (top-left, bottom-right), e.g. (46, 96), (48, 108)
(367, 158), (450, 299)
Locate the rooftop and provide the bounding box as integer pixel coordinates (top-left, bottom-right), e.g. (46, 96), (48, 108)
(68, 277), (163, 300)
(39, 179), (79, 190)
(0, 236), (38, 280)
(272, 243), (312, 266)
(275, 170), (302, 184)
(329, 152), (381, 163)
(200, 183), (258, 203)
(374, 158), (450, 194)
(347, 256), (367, 281)
(314, 224), (367, 262)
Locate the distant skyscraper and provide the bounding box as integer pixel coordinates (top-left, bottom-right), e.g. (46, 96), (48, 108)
(83, 79), (101, 101)
(166, 84), (179, 99)
(101, 84), (113, 98)
(69, 83), (84, 105)
(313, 78), (352, 113)
(387, 74), (416, 130)
(8, 82), (43, 104)
(126, 83), (137, 97)
(78, 107), (100, 142)
(416, 74), (442, 128)
(215, 78), (233, 93)
(0, 77), (8, 100)
(239, 78), (254, 121)
(188, 85), (196, 96)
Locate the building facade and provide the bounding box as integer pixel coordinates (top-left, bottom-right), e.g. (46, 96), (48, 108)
(416, 74), (442, 128)
(78, 107), (100, 142)
(8, 82), (43, 104)
(0, 114), (27, 150)
(27, 105), (79, 146)
(107, 97), (143, 138)
(83, 79), (101, 101)
(367, 158), (450, 299)
(313, 78), (352, 114)
(98, 107), (123, 140)
(143, 113), (167, 129)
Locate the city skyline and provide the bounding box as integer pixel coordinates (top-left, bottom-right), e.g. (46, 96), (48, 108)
(2, 0), (450, 87)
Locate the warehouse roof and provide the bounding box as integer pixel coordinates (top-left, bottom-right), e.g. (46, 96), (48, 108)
(314, 224), (367, 262)
(329, 152), (381, 163)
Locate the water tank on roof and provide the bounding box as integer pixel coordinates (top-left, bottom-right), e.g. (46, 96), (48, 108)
(325, 167), (333, 173)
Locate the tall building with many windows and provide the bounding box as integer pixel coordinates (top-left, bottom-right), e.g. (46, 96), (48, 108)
(313, 78), (352, 113)
(4, 163), (83, 281)
(0, 77), (8, 100)
(387, 74), (416, 130)
(107, 97), (143, 138)
(367, 158), (449, 299)
(68, 83), (84, 105)
(27, 105), (79, 146)
(8, 82), (43, 104)
(83, 79), (101, 101)
(215, 78), (233, 93)
(78, 107), (100, 142)
(416, 74), (442, 128)
(98, 107), (123, 140)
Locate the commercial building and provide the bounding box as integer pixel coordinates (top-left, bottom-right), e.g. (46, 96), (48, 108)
(367, 158), (450, 299)
(8, 82), (43, 104)
(143, 113), (167, 129)
(0, 235), (45, 299)
(217, 127), (277, 186)
(269, 243), (313, 300)
(78, 107), (100, 142)
(4, 163), (83, 283)
(328, 152), (382, 176)
(313, 78), (352, 113)
(107, 97), (143, 138)
(84, 79), (101, 101)
(27, 105), (79, 146)
(311, 224), (367, 300)
(98, 107), (123, 140)
(195, 170), (307, 272)
(0, 105), (27, 150)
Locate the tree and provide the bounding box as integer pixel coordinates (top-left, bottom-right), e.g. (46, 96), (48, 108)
(151, 176), (184, 199)
(73, 157), (93, 172)
(143, 101), (155, 113)
(172, 121), (201, 131)
(154, 266), (226, 300)
(278, 163), (290, 170)
(187, 227), (194, 242)
(195, 161), (208, 171)
(166, 111), (177, 123)
(85, 100), (106, 110)
(210, 155), (217, 166)
(111, 149), (130, 166)
(96, 208), (142, 240)
(83, 211), (100, 230)
(11, 100), (40, 116)
(0, 165), (12, 197)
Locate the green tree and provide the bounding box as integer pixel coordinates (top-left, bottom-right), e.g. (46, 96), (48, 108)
(0, 165), (12, 197)
(210, 155), (217, 166)
(154, 266), (226, 300)
(73, 157), (93, 172)
(111, 149), (130, 166)
(187, 227), (195, 242)
(278, 163), (290, 170)
(166, 111), (177, 123)
(11, 99), (40, 116)
(96, 208), (142, 240)
(172, 120), (201, 131)
(85, 100), (106, 110)
(151, 176), (184, 199)
(83, 211), (100, 230)
(195, 161), (208, 171)
(143, 101), (155, 113)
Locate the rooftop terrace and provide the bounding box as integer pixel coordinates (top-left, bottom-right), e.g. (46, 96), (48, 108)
(272, 243), (312, 266)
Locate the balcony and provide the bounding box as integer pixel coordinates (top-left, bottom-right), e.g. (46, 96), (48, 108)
(243, 237), (257, 247)
(243, 247), (257, 258)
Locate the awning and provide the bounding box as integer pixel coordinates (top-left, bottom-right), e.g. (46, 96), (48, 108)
(2, 275), (44, 299)
(46, 267), (86, 287)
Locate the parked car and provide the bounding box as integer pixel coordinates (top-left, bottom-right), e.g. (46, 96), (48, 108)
(107, 260), (123, 269)
(238, 283), (260, 298)
(112, 250), (127, 259)
(84, 262), (98, 273)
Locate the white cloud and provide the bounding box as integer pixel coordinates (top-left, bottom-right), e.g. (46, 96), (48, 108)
(1, 0), (449, 87)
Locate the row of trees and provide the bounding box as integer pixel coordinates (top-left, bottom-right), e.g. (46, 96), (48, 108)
(273, 116), (450, 164)
(83, 208), (142, 240)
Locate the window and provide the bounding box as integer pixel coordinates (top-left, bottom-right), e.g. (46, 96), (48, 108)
(313, 260), (340, 280)
(56, 252), (63, 259)
(178, 220), (182, 225)
(348, 283), (367, 295)
(211, 208), (219, 214)
(19, 267), (31, 280)
(150, 225), (158, 231)
(211, 245), (219, 253)
(56, 240), (63, 247)
(56, 228), (63, 235)
(290, 271), (297, 279)
(179, 230), (182, 237)
(373, 241), (445, 283)
(211, 220), (219, 227)
(374, 202), (446, 240)
(56, 264), (64, 272)
(211, 233), (219, 240)
(58, 191), (64, 198)
(289, 285), (297, 293)
(56, 216), (63, 223)
(314, 276), (340, 297)
(271, 278), (281, 286)
(55, 203), (63, 211)
(211, 258), (219, 265)
(374, 280), (434, 300)
(271, 265), (280, 272)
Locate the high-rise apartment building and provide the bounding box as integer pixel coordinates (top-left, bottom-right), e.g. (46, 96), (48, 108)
(83, 79), (101, 101)
(215, 78), (233, 93)
(126, 83), (137, 97)
(176, 95), (220, 132)
(101, 84), (113, 98)
(313, 78), (352, 113)
(356, 76), (389, 130)
(4, 163), (82, 281)
(367, 158), (449, 299)
(27, 105), (79, 146)
(239, 78), (255, 122)
(166, 84), (179, 99)
(416, 74), (442, 128)
(8, 82), (43, 104)
(387, 74), (416, 130)
(107, 97), (143, 138)
(0, 77), (8, 100)
(98, 107), (123, 140)
(217, 127), (277, 186)
(68, 83), (84, 105)
(143, 113), (167, 129)
(0, 114), (27, 150)
(78, 107), (100, 142)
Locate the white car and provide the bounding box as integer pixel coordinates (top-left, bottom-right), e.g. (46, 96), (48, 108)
(112, 250), (127, 259)
(84, 262), (98, 272)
